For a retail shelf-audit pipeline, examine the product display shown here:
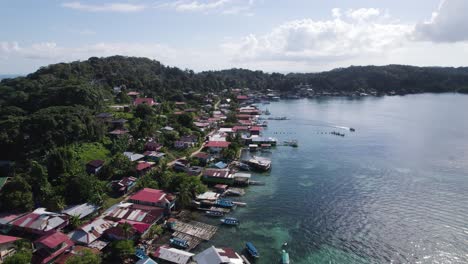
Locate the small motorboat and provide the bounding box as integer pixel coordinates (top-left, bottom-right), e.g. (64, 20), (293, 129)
(245, 242), (259, 258)
(281, 249), (290, 264)
(220, 217), (240, 226)
(205, 210), (224, 217)
(170, 238), (189, 249)
(215, 199), (235, 208)
(350, 127), (356, 132)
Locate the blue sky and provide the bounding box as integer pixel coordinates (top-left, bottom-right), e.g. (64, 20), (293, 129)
(1, 0), (468, 74)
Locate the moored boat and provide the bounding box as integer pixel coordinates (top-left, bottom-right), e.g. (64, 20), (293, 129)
(215, 199), (235, 208)
(281, 250), (290, 264)
(220, 217), (240, 226)
(170, 238), (189, 249)
(245, 242), (259, 258)
(205, 210), (224, 217)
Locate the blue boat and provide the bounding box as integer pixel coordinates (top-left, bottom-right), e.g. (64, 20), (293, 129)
(281, 249), (290, 264)
(220, 217), (240, 226)
(215, 199), (235, 208)
(245, 242), (259, 258)
(170, 238), (189, 249)
(205, 210), (224, 217)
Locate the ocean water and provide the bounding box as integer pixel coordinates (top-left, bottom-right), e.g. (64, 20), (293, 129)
(198, 94), (468, 264)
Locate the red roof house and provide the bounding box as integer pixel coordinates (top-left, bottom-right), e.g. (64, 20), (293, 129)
(32, 232), (74, 264)
(136, 162), (153, 176)
(0, 235), (21, 262)
(205, 141), (231, 148)
(236, 95), (248, 100)
(129, 188), (175, 209)
(134, 98), (156, 106)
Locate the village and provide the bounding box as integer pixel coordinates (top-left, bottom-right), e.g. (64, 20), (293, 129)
(0, 87), (292, 264)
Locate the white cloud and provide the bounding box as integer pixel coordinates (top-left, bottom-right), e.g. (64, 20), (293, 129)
(157, 0), (254, 15)
(62, 1), (146, 12)
(222, 8), (413, 64)
(413, 0), (468, 42)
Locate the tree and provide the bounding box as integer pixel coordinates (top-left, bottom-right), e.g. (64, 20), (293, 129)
(0, 176), (34, 212)
(135, 171), (159, 190)
(3, 251), (32, 264)
(121, 222), (132, 240)
(30, 161), (52, 205)
(65, 249), (101, 264)
(110, 240), (134, 260)
(69, 215), (83, 230)
(134, 104), (154, 119)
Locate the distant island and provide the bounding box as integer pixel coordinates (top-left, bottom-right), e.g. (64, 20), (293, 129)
(1, 56), (468, 102)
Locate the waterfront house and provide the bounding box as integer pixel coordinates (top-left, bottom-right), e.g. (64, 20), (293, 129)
(104, 203), (165, 234)
(68, 218), (115, 246)
(205, 141), (231, 153)
(0, 235), (21, 262)
(195, 191), (220, 201)
(32, 232), (74, 264)
(202, 169), (233, 185)
(134, 98), (156, 107)
(85, 160), (104, 174)
(193, 246), (243, 264)
(236, 114), (252, 120)
(153, 245), (194, 264)
(249, 126), (262, 136)
(111, 176), (137, 194)
(61, 203), (100, 220)
(9, 208), (68, 236)
(129, 188), (175, 210)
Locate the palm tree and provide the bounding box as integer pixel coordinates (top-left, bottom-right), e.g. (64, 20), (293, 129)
(121, 222), (132, 240)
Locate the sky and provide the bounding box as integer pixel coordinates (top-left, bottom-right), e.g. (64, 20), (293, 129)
(1, 0), (468, 74)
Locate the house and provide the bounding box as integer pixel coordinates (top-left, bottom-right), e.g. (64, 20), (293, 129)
(68, 218), (116, 246)
(95, 112), (113, 121)
(124, 152), (145, 162)
(174, 135), (198, 149)
(204, 141), (231, 153)
(129, 188), (175, 210)
(53, 246), (101, 264)
(86, 160), (104, 174)
(249, 126), (262, 136)
(144, 151), (165, 162)
(32, 232), (74, 264)
(236, 95), (248, 101)
(110, 119), (127, 129)
(0, 213), (26, 233)
(136, 162), (154, 176)
(193, 122), (211, 131)
(134, 98), (155, 106)
(104, 203), (165, 234)
(111, 176), (137, 194)
(195, 192), (220, 201)
(193, 246), (243, 264)
(172, 159), (190, 173)
(153, 245), (194, 264)
(61, 203), (100, 220)
(213, 161), (228, 169)
(9, 208), (68, 235)
(144, 142), (163, 152)
(104, 224), (137, 241)
(162, 126), (174, 132)
(186, 166), (203, 176)
(0, 235), (21, 263)
(136, 257), (158, 264)
(193, 152), (213, 165)
(109, 129), (129, 137)
(202, 169), (233, 185)
(236, 114), (252, 120)
(127, 91), (140, 98)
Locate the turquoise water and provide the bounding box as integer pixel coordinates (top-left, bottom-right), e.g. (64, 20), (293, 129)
(199, 94), (468, 263)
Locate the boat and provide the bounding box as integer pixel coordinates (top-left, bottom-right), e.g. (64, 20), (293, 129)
(264, 108), (271, 115)
(245, 242), (259, 258)
(350, 127), (356, 132)
(281, 250), (290, 264)
(237, 162), (251, 171)
(220, 217), (240, 226)
(205, 210), (224, 217)
(215, 199), (235, 208)
(170, 238), (189, 249)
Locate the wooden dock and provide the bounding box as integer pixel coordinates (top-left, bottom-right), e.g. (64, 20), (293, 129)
(172, 220), (218, 251)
